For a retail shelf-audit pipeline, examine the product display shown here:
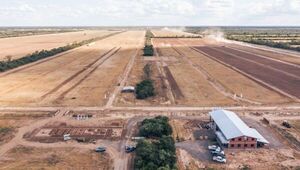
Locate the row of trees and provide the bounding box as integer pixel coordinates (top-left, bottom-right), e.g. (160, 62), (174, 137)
(144, 30), (154, 56)
(227, 36), (300, 52)
(0, 32), (121, 72)
(134, 116), (176, 170)
(135, 63), (155, 99)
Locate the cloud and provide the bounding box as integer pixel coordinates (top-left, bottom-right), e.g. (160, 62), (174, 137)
(0, 0), (299, 26)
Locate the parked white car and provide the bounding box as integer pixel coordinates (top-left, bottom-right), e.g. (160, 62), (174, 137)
(208, 145), (220, 151)
(213, 156), (226, 163)
(211, 150), (225, 155)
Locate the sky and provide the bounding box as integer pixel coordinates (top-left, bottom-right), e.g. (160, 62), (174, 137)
(0, 0), (300, 26)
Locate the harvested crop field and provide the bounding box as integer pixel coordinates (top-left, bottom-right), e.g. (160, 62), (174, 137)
(152, 37), (295, 106)
(226, 43), (300, 65)
(0, 145), (112, 170)
(195, 46), (300, 100)
(0, 30), (116, 61)
(153, 38), (236, 106)
(0, 31), (145, 107)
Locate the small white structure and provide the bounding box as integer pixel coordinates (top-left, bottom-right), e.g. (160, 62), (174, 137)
(121, 86), (135, 93)
(63, 134), (71, 141)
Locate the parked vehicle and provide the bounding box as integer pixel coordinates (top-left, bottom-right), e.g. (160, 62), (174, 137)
(125, 146), (136, 153)
(95, 147), (106, 152)
(63, 134), (71, 141)
(213, 156), (226, 163)
(212, 152), (225, 158)
(282, 120), (291, 128)
(208, 145), (220, 151)
(211, 150), (225, 155)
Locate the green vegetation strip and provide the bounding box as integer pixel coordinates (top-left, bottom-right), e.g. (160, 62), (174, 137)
(227, 36), (300, 52)
(0, 31), (122, 72)
(134, 116), (177, 170)
(144, 30), (154, 56)
(135, 63), (155, 99)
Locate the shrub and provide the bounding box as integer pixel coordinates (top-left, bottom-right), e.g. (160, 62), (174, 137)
(144, 45), (154, 56)
(136, 79), (155, 99)
(139, 116), (172, 138)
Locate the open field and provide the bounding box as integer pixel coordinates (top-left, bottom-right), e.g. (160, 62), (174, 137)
(0, 31), (144, 107)
(0, 111), (55, 146)
(0, 145), (112, 170)
(195, 45), (300, 100)
(153, 38), (236, 106)
(0, 27), (81, 39)
(225, 43), (300, 65)
(0, 30), (116, 61)
(152, 36), (294, 106)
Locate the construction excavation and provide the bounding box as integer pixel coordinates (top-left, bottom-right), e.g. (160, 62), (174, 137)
(0, 28), (300, 170)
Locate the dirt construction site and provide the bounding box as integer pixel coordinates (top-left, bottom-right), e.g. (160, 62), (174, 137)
(0, 29), (300, 169)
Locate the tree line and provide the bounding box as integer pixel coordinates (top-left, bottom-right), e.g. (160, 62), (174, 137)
(144, 30), (154, 56)
(134, 116), (177, 170)
(227, 36), (300, 52)
(135, 63), (155, 99)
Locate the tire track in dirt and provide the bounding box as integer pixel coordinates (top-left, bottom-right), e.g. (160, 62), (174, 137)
(55, 47), (121, 102)
(40, 47), (117, 100)
(152, 38), (176, 104)
(105, 48), (139, 108)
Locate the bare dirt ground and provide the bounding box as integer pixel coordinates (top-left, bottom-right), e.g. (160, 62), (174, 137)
(0, 30), (116, 61)
(0, 31), (144, 107)
(195, 46), (300, 100)
(0, 145), (113, 170)
(152, 38), (292, 105)
(226, 43), (300, 65)
(171, 39), (291, 105)
(0, 111), (54, 146)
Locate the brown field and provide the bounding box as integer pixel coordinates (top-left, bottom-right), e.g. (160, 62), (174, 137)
(0, 111), (54, 146)
(0, 146), (112, 170)
(0, 31), (144, 107)
(0, 30), (116, 61)
(153, 38), (236, 106)
(226, 43), (300, 65)
(153, 38), (288, 106)
(195, 46), (300, 99)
